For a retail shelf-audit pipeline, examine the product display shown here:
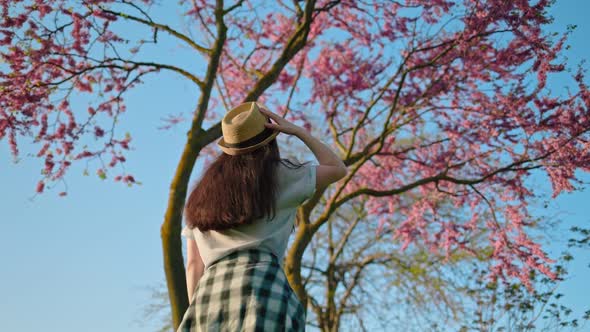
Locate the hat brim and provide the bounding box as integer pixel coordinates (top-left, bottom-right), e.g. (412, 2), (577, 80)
(217, 129), (280, 155)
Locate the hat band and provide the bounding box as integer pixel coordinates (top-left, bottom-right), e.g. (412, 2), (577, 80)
(224, 121), (275, 149)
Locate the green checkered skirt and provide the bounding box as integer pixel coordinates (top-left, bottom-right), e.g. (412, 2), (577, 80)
(177, 248), (306, 332)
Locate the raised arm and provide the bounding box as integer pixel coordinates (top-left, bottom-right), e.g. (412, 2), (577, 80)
(293, 128), (347, 189)
(260, 106), (348, 189)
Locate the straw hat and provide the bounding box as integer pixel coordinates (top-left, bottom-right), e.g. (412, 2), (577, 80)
(217, 102), (280, 155)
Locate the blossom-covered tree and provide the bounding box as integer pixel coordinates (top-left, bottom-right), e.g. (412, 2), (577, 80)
(2, 0), (589, 329)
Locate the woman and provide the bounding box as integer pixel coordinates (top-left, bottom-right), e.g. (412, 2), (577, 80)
(177, 102), (348, 331)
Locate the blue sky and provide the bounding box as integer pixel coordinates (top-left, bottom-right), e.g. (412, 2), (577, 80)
(1, 1), (589, 331)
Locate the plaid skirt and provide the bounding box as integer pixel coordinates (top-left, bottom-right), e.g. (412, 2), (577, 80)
(177, 248), (306, 332)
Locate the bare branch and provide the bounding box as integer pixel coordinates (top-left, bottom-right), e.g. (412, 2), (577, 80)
(95, 6), (211, 55)
(223, 0), (246, 15)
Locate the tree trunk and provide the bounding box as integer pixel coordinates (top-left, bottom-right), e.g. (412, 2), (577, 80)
(161, 4), (228, 326)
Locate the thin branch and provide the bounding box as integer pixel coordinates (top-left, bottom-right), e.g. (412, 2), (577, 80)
(223, 0), (246, 15)
(330, 211), (364, 265)
(96, 6), (211, 55)
(41, 58), (204, 88)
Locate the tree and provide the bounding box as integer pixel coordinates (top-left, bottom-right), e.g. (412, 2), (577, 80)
(2, 0), (589, 329)
(299, 196), (479, 330)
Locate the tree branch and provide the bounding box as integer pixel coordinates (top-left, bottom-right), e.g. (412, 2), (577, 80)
(96, 6), (211, 55)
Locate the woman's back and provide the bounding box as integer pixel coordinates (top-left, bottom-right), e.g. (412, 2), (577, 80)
(181, 161), (317, 268)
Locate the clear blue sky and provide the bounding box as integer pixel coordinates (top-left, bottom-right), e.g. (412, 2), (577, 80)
(1, 2), (589, 331)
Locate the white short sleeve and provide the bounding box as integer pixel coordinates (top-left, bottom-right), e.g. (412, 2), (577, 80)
(296, 164), (317, 205)
(271, 162), (319, 209)
(181, 225), (195, 239)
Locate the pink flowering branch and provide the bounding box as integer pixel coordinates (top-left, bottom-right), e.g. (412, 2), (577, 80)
(287, 1), (590, 303)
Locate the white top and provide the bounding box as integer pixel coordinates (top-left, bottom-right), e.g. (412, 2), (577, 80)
(181, 161), (317, 269)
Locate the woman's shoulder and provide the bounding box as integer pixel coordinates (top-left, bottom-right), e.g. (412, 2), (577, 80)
(276, 159), (313, 179)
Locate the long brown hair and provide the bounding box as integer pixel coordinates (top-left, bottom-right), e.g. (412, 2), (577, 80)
(184, 138), (308, 232)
